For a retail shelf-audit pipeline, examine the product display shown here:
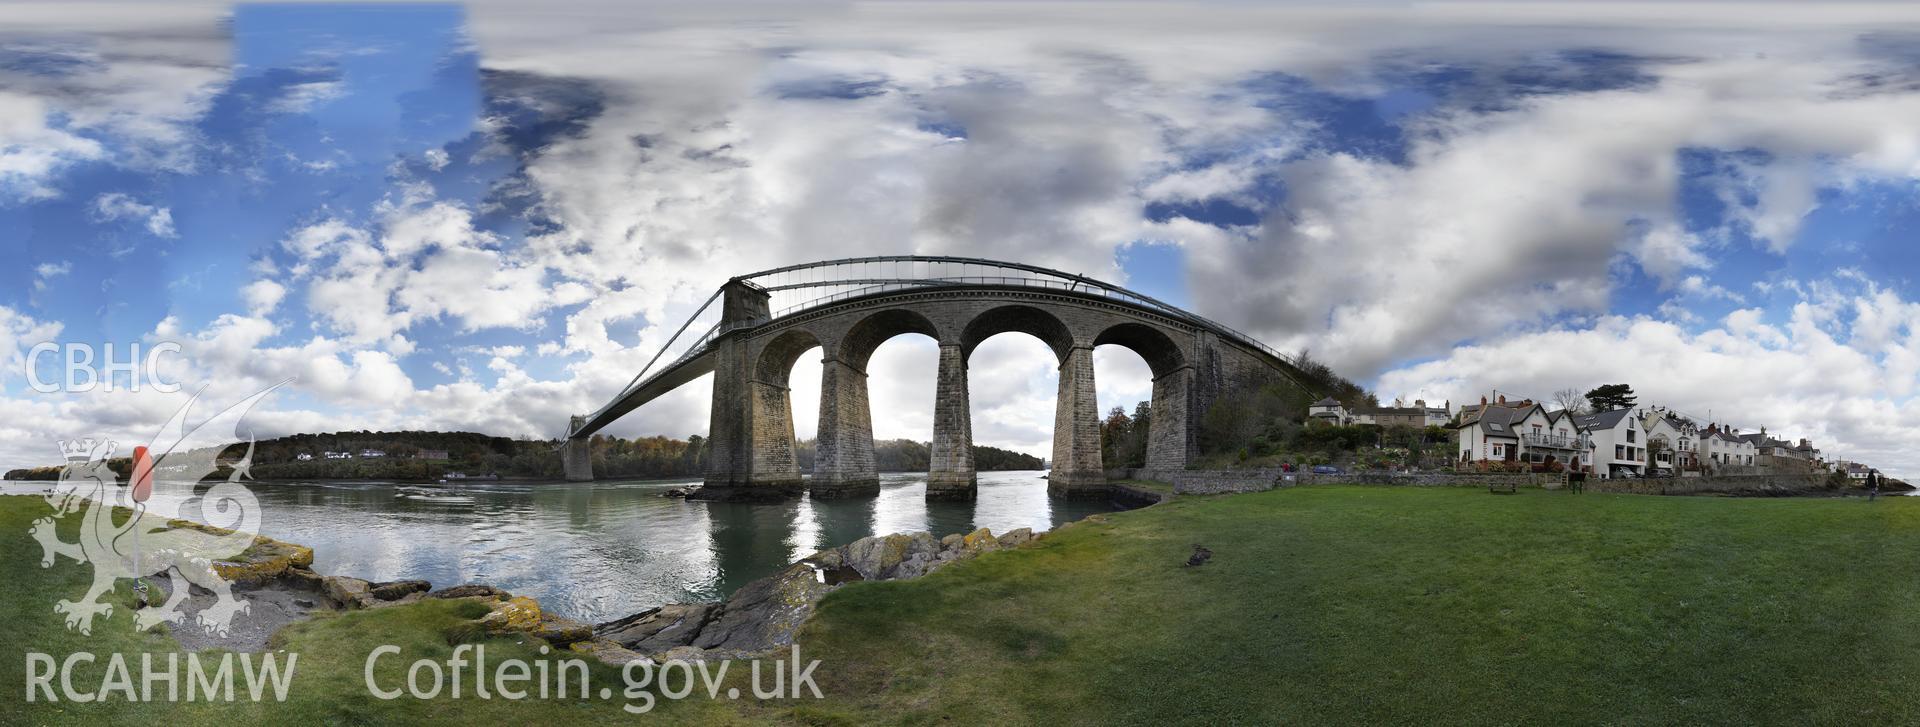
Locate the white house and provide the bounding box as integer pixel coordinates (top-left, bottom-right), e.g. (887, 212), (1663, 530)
(1455, 399), (1591, 470)
(295, 452), (314, 461)
(1638, 411), (1700, 473)
(360, 449), (387, 459)
(1700, 427), (1756, 470)
(1574, 409), (1645, 478)
(1308, 397), (1351, 426)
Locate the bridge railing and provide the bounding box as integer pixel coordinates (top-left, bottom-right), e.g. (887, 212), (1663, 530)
(596, 275), (1298, 419)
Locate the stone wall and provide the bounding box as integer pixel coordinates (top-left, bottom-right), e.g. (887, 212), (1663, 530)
(1107, 467), (1288, 495)
(1298, 472), (1537, 488)
(1108, 468), (1852, 498)
(1584, 473), (1833, 496)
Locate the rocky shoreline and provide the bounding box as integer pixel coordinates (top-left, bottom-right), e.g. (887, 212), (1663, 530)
(188, 515), (1110, 665)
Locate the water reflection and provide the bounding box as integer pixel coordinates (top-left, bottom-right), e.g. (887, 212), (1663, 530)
(1, 470), (1113, 623)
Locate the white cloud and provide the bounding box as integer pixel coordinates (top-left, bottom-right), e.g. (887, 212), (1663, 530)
(91, 192), (178, 237)
(241, 279), (286, 316)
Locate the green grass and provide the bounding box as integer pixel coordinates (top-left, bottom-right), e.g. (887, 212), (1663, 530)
(9, 487), (1920, 725)
(781, 486), (1920, 725)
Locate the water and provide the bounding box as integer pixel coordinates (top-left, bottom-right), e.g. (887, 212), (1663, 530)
(4, 470), (1114, 623)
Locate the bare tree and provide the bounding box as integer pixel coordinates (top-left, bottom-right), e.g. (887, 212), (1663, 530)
(1553, 388), (1590, 415)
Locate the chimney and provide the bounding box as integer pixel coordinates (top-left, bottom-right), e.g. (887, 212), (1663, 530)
(1497, 394), (1506, 404)
(1481, 395), (1488, 406)
(1415, 399), (1426, 408)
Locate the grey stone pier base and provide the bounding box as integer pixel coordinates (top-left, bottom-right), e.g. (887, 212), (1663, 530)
(562, 415), (593, 482)
(811, 357), (880, 499)
(927, 343), (977, 501)
(1047, 345), (1109, 498)
(692, 279), (805, 503)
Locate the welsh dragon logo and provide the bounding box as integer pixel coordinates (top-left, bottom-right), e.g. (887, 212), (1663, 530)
(29, 383), (284, 636)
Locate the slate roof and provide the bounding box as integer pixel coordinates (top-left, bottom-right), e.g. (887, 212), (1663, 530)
(1574, 408), (1633, 431)
(1311, 397), (1343, 407)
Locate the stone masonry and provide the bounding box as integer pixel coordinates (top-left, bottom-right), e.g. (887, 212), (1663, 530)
(572, 281), (1316, 503)
(927, 343), (976, 500)
(813, 357), (879, 498)
(1048, 345), (1106, 497)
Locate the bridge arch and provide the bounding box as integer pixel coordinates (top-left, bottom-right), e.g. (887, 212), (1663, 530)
(837, 309), (942, 371)
(1092, 322), (1184, 378)
(960, 305), (1074, 364)
(755, 328), (823, 385)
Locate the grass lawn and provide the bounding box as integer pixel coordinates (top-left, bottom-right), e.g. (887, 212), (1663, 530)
(8, 487), (1920, 725)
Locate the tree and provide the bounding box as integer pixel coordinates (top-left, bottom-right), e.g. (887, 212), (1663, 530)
(1585, 383), (1637, 412)
(1553, 388), (1590, 415)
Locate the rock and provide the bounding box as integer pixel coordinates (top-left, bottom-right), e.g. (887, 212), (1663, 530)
(428, 584), (509, 601)
(656, 646), (711, 663)
(961, 527), (999, 552)
(807, 547), (845, 570)
(370, 579), (431, 601)
(368, 591), (427, 609)
(996, 528), (1036, 548)
(596, 604), (718, 653)
(662, 488), (690, 498)
(692, 561), (832, 655)
(280, 566), (325, 591)
(571, 639), (653, 666)
(841, 532), (943, 580)
(535, 615), (593, 646)
(292, 598), (315, 608)
(479, 596), (544, 633)
(211, 536), (317, 585)
(940, 533), (965, 550)
(321, 575), (377, 609)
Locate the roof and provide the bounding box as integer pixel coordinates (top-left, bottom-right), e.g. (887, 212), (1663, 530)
(1353, 406), (1431, 416)
(1456, 402), (1540, 435)
(1574, 408), (1633, 430)
(1311, 397), (1342, 407)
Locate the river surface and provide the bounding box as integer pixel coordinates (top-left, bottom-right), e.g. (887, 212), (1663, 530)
(3, 470), (1113, 623)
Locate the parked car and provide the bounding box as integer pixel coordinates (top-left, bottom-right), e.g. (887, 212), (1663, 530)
(1311, 465), (1343, 475)
(1648, 467), (1673, 478)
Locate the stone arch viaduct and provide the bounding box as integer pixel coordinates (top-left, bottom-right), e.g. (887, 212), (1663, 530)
(563, 257), (1320, 502)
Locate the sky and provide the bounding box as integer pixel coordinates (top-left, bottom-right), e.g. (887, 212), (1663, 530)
(5, 1), (1920, 476)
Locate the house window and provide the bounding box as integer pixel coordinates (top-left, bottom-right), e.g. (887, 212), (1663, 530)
(1491, 443), (1505, 458)
(1627, 429), (1637, 443)
(1616, 445), (1626, 460)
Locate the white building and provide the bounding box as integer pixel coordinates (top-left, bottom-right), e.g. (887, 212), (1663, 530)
(1308, 397), (1351, 426)
(295, 452), (313, 461)
(360, 449), (387, 459)
(1574, 409), (1645, 478)
(1638, 410), (1700, 473)
(1455, 399), (1592, 470)
(1700, 427), (1756, 470)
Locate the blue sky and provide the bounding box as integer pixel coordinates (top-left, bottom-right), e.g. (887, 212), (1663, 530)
(5, 2), (1920, 476)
